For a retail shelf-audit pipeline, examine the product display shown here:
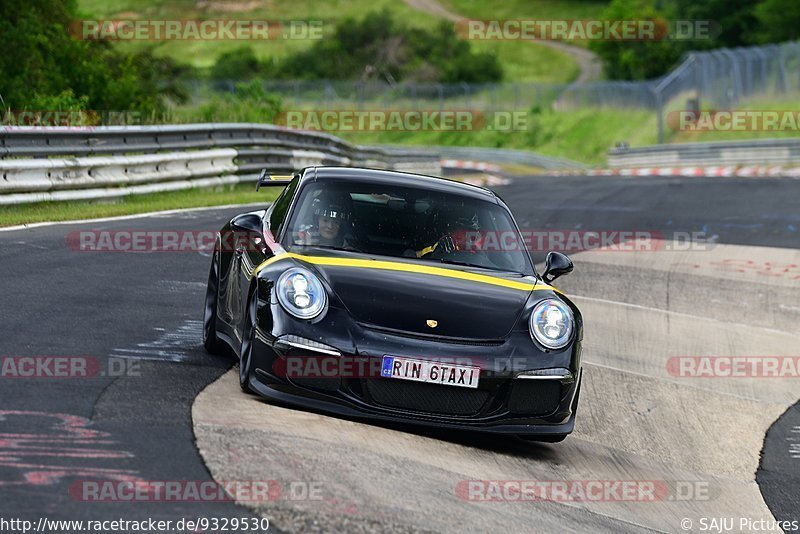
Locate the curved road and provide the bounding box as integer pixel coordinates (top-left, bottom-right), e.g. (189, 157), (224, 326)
(1, 175), (798, 531)
(403, 0), (603, 83)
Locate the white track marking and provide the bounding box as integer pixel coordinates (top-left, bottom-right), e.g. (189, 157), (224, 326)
(0, 202), (268, 233)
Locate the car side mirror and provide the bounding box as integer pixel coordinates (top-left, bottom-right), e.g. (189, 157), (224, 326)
(231, 213), (264, 234)
(231, 213), (267, 254)
(542, 251), (573, 283)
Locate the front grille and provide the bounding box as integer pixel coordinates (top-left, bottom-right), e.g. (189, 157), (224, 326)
(507, 380), (562, 416)
(366, 378), (490, 416)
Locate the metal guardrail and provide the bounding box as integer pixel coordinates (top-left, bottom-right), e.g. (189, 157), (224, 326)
(432, 146), (586, 170)
(380, 145), (585, 170)
(0, 123), (352, 158)
(1, 149), (238, 193)
(608, 138), (800, 168)
(0, 124), (441, 205)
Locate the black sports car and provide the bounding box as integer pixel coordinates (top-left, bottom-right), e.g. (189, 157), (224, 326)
(203, 167), (582, 441)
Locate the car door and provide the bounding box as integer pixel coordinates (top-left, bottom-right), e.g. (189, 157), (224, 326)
(231, 175), (299, 343)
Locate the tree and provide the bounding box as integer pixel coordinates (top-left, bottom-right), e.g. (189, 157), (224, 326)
(276, 10), (502, 83)
(669, 0), (758, 48)
(0, 0), (184, 118)
(211, 46), (264, 81)
(590, 0), (681, 80)
(755, 0), (800, 43)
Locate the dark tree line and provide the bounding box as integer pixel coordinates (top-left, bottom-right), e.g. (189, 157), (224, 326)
(0, 0), (187, 117)
(591, 0), (800, 80)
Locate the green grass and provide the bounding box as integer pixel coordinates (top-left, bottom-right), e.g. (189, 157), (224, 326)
(444, 0), (608, 20)
(165, 101), (656, 165)
(75, 0), (580, 82)
(442, 0), (609, 48)
(336, 107), (657, 165)
(530, 108), (658, 162)
(476, 40), (579, 83)
(168, 94), (799, 168)
(76, 0), (443, 68)
(331, 94), (800, 165)
(0, 183), (278, 227)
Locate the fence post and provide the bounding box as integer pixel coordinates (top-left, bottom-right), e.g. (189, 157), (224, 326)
(461, 83), (471, 110)
(656, 89), (664, 144)
(721, 49), (743, 105)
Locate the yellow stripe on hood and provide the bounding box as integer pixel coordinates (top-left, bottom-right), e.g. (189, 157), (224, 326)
(254, 253), (562, 294)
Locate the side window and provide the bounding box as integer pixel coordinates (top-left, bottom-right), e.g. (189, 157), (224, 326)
(268, 175), (299, 238)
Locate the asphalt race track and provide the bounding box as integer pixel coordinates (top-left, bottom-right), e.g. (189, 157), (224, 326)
(1, 174), (798, 532)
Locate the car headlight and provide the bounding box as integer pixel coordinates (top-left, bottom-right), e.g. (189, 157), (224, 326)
(529, 299), (573, 349)
(276, 267), (327, 319)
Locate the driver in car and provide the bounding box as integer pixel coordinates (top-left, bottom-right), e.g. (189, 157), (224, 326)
(295, 197), (358, 250)
(414, 214), (522, 272)
(416, 213), (484, 258)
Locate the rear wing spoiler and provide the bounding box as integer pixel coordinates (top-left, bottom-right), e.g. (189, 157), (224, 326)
(255, 169), (294, 191)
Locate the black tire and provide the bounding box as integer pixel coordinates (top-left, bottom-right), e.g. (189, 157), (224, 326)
(203, 249), (226, 355)
(239, 285), (258, 394)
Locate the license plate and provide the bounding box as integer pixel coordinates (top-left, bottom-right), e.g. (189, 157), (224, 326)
(380, 356), (480, 389)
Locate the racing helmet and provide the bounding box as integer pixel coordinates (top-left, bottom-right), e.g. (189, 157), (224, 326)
(451, 212), (480, 231)
(447, 211), (483, 252)
(312, 196), (351, 223)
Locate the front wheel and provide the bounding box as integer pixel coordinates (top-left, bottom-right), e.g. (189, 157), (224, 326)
(239, 286), (258, 393)
(203, 249), (226, 355)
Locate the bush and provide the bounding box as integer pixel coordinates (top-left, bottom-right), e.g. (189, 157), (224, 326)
(754, 0), (800, 43)
(211, 46), (269, 81)
(172, 80), (283, 124)
(594, 0), (800, 80)
(0, 0), (185, 119)
(277, 10), (502, 83)
(671, 0), (758, 49)
(589, 0), (680, 80)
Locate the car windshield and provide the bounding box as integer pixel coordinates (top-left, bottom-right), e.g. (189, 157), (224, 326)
(282, 179), (534, 275)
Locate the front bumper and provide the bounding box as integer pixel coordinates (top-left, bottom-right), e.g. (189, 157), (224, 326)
(248, 372), (579, 436)
(248, 308), (582, 436)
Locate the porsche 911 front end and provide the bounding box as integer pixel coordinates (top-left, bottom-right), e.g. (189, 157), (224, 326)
(246, 251), (582, 441)
(205, 167), (583, 441)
